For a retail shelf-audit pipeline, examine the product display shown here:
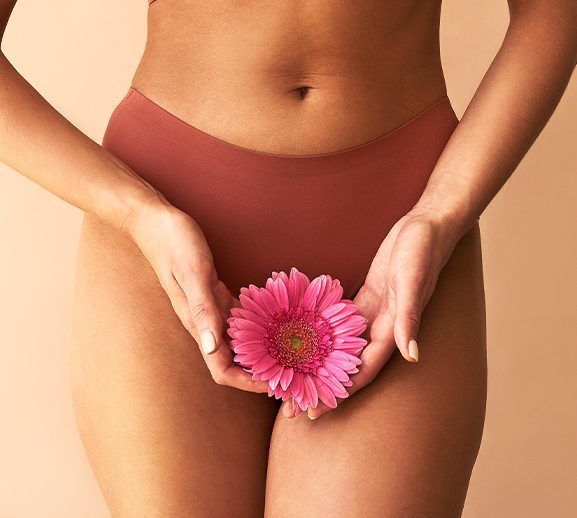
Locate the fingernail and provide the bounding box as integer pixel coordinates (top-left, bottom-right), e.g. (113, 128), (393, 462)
(200, 330), (217, 354)
(408, 339), (419, 362)
(308, 413), (318, 420)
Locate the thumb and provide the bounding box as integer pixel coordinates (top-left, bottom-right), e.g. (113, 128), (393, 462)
(392, 285), (421, 363)
(186, 279), (226, 356)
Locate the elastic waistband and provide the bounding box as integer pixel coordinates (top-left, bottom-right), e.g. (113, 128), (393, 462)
(117, 86), (459, 175)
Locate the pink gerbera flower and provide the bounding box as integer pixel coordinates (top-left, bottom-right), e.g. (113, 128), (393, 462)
(226, 267), (368, 416)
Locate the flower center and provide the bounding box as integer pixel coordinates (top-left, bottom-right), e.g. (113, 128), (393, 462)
(262, 306), (334, 373)
(275, 319), (318, 366)
(290, 336), (303, 350)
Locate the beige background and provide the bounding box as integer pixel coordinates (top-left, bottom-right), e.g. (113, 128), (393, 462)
(1, 1), (575, 516)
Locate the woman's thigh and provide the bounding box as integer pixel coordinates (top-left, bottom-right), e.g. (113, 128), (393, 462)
(70, 214), (280, 518)
(265, 221), (488, 518)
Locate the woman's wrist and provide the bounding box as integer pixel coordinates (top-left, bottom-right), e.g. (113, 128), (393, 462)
(410, 197), (479, 249)
(91, 159), (173, 238)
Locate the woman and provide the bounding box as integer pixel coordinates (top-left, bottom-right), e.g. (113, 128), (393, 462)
(1, 0), (575, 516)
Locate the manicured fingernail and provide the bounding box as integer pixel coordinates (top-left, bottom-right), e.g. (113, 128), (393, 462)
(200, 330), (217, 354)
(408, 339), (419, 362)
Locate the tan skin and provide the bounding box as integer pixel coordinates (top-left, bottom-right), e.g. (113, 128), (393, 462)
(1, 0), (576, 516)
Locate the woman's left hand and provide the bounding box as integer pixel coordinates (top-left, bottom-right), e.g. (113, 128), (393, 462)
(281, 206), (464, 420)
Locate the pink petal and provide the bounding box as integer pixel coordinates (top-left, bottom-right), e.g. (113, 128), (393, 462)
(270, 277), (290, 311)
(316, 278), (344, 312)
(331, 315), (368, 336)
(271, 271), (289, 286)
(234, 308), (268, 326)
(291, 371), (304, 399)
(302, 275), (324, 311)
(267, 364), (285, 389)
(233, 353), (265, 365)
(333, 336), (367, 347)
(280, 367), (294, 390)
(315, 378), (338, 409)
(297, 394), (309, 412)
(325, 361), (350, 383)
(287, 268), (309, 307)
(292, 398), (304, 416)
(320, 302), (347, 319)
(259, 287), (280, 313)
(325, 303), (362, 324)
(234, 329), (267, 342)
(234, 318), (267, 334)
(304, 374), (319, 408)
(318, 369), (349, 398)
(245, 285), (277, 316)
(327, 350), (362, 370)
(252, 355), (279, 374)
(273, 384), (286, 398)
(238, 294), (270, 319)
(301, 374), (311, 407)
(233, 340), (266, 353)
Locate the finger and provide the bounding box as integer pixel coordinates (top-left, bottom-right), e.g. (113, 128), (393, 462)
(171, 270), (270, 393)
(280, 400), (294, 418)
(392, 276), (423, 363)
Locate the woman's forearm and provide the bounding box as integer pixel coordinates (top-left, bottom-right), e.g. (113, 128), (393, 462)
(0, 52), (162, 234)
(413, 3), (577, 242)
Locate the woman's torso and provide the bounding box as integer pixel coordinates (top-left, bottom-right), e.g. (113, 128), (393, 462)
(131, 0), (448, 155)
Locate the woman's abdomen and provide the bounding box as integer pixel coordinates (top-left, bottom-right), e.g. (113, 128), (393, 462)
(132, 0), (446, 156)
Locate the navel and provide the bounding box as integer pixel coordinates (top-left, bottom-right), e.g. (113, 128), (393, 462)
(295, 85), (312, 100)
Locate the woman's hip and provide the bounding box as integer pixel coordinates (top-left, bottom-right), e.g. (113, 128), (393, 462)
(101, 86), (461, 299)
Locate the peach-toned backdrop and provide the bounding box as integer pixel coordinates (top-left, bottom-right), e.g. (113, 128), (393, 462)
(1, 1), (575, 516)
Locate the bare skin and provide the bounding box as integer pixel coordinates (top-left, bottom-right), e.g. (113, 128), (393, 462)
(1, 0), (576, 516)
(77, 3), (486, 515)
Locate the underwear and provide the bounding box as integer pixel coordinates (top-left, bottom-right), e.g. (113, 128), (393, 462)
(101, 86), (459, 300)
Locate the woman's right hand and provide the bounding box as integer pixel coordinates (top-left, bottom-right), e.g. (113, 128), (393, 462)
(121, 192), (270, 394)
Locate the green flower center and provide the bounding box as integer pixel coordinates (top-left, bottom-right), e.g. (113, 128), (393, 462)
(290, 336), (303, 350)
(274, 319), (318, 366)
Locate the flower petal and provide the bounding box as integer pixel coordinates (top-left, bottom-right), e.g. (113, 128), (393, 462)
(271, 277), (290, 311)
(266, 364), (285, 389)
(318, 369), (349, 398)
(304, 374), (319, 408)
(331, 315), (368, 336)
(320, 302), (347, 319)
(288, 267), (310, 307)
(315, 378), (338, 409)
(252, 355), (279, 374)
(239, 294), (270, 319)
(316, 277), (344, 313)
(328, 349), (363, 367)
(234, 318), (267, 334)
(280, 366), (294, 390)
(325, 360), (351, 383)
(259, 287), (280, 313)
(302, 275), (324, 311)
(234, 329), (267, 342)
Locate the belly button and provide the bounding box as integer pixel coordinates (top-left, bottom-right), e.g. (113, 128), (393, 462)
(295, 85), (312, 100)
